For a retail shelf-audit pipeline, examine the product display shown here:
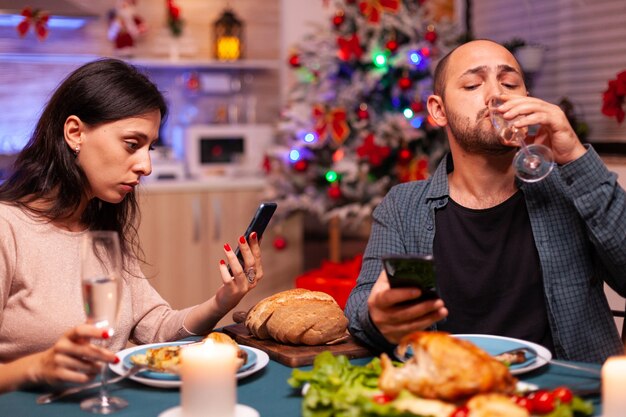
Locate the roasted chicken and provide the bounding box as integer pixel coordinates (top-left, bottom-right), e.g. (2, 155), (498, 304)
(379, 331), (518, 401)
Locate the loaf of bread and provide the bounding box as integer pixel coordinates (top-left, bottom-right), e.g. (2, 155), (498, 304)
(245, 288), (348, 345)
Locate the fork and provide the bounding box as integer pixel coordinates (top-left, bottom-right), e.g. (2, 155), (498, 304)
(496, 347), (601, 377)
(36, 364), (149, 405)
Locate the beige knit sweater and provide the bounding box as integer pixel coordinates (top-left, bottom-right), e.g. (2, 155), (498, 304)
(0, 203), (195, 362)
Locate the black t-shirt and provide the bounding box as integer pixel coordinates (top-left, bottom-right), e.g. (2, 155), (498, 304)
(434, 191), (554, 353)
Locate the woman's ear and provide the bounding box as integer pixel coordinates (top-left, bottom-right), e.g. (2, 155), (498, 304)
(63, 115), (83, 154)
(426, 94), (448, 127)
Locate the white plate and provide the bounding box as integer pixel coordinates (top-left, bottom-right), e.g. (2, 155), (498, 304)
(454, 334), (552, 375)
(110, 341), (269, 388)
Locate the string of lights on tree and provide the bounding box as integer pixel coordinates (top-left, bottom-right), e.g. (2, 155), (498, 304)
(264, 0), (461, 231)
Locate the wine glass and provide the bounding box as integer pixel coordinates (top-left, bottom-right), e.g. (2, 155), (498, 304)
(80, 231), (127, 414)
(489, 97), (555, 182)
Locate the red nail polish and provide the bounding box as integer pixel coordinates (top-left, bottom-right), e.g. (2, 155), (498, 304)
(220, 259), (226, 265)
(224, 243), (231, 251)
(239, 235), (246, 244)
(102, 330), (109, 339)
(250, 232), (257, 240)
(114, 356), (120, 364)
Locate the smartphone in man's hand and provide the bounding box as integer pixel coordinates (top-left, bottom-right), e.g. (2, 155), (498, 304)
(382, 254), (438, 302)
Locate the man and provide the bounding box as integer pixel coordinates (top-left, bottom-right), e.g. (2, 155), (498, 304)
(345, 39), (626, 363)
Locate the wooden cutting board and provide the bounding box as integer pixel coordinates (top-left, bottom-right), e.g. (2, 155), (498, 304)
(222, 323), (373, 367)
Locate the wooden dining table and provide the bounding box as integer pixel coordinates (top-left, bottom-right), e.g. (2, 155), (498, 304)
(0, 352), (603, 417)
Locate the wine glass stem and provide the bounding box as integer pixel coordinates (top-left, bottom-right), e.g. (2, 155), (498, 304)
(99, 362), (109, 400)
(514, 129), (531, 156)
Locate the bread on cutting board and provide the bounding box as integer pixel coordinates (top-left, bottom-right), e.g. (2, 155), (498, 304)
(244, 288), (349, 345)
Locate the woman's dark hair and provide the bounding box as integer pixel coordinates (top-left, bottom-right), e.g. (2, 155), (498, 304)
(0, 58), (168, 270)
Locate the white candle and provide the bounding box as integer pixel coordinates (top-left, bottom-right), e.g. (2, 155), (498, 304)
(180, 341), (239, 417)
(602, 356), (626, 417)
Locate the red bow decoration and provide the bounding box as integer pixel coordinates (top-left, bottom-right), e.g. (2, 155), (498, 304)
(398, 156), (429, 183)
(16, 7), (50, 41)
(356, 134), (391, 167)
(312, 105), (350, 145)
(359, 0), (401, 24)
(602, 70), (626, 124)
(337, 34), (363, 61)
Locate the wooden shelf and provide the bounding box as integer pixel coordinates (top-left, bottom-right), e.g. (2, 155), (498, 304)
(0, 53), (280, 71)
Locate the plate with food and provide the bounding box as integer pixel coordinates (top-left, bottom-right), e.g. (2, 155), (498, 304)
(453, 334), (552, 375)
(110, 333), (269, 388)
(291, 332), (593, 417)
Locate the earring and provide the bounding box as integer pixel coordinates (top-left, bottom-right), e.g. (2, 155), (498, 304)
(74, 145), (80, 156)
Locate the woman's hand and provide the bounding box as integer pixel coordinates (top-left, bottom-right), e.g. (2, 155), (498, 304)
(368, 270), (448, 344)
(215, 231), (264, 314)
(0, 324), (117, 393)
(30, 324), (117, 386)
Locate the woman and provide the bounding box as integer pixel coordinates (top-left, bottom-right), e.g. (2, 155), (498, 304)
(0, 58), (264, 393)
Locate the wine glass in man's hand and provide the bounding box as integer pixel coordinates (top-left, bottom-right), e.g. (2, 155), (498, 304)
(489, 97), (554, 182)
(80, 231), (127, 414)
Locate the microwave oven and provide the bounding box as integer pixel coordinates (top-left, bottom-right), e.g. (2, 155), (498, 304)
(185, 124), (274, 178)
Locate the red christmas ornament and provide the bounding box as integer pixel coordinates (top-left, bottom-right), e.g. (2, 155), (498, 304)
(385, 39), (398, 53)
(328, 185), (342, 199)
(420, 47), (431, 58)
(425, 29), (437, 43)
(410, 101), (424, 113)
(356, 134), (391, 167)
(288, 53), (301, 68)
(262, 155), (271, 174)
(293, 159), (309, 172)
(356, 103), (369, 120)
(337, 34), (363, 61)
(273, 236), (287, 250)
(398, 148), (413, 163)
(16, 7), (50, 41)
(398, 76), (412, 90)
(332, 12), (345, 27)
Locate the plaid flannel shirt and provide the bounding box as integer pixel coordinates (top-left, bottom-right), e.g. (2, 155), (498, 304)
(345, 146), (626, 363)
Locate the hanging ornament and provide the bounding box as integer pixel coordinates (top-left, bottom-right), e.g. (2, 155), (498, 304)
(410, 101), (424, 113)
(337, 34), (363, 61)
(312, 105), (350, 145)
(332, 10), (345, 27)
(425, 25), (438, 43)
(398, 75), (412, 90)
(328, 184), (342, 199)
(356, 134), (391, 167)
(288, 53), (301, 68)
(262, 155), (272, 174)
(398, 156), (429, 183)
(385, 39), (398, 54)
(16, 7), (50, 41)
(273, 235), (288, 250)
(397, 147), (413, 164)
(293, 159), (309, 172)
(359, 0), (401, 24)
(184, 71), (201, 92)
(356, 103), (369, 120)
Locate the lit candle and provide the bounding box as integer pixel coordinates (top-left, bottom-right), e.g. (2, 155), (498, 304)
(180, 341), (239, 417)
(602, 356), (626, 417)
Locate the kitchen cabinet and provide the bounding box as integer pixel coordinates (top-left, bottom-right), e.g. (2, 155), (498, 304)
(136, 179), (303, 327)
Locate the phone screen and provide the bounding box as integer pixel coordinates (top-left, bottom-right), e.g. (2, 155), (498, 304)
(382, 255), (438, 300)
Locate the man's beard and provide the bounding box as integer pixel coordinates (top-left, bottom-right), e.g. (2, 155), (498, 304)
(446, 106), (516, 156)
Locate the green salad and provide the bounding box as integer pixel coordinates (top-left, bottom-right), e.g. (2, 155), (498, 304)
(288, 351), (594, 417)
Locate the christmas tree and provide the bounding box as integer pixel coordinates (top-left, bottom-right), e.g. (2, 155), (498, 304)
(266, 0), (461, 231)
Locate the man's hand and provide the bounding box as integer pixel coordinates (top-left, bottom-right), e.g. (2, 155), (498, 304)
(498, 94), (587, 165)
(367, 270), (448, 344)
